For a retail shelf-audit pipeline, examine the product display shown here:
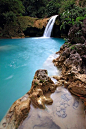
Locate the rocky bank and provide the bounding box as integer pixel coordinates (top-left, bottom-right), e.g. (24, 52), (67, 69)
(53, 18), (86, 106)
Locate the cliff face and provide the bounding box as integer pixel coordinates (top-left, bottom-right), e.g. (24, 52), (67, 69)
(0, 16), (62, 38)
(0, 16), (46, 38)
(18, 16), (49, 37)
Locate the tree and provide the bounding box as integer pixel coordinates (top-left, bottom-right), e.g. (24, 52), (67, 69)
(0, 0), (25, 15)
(59, 0), (75, 14)
(59, 1), (86, 30)
(2, 11), (17, 23)
(46, 0), (60, 17)
(0, 0), (25, 27)
(21, 0), (48, 18)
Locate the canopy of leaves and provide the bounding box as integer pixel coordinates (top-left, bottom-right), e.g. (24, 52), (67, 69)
(0, 0), (25, 27)
(0, 0), (25, 15)
(59, 0), (86, 30)
(46, 0), (61, 17)
(0, 0), (86, 37)
(59, 0), (75, 14)
(21, 0), (48, 17)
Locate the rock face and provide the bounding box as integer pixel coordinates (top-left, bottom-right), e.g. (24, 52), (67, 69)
(28, 69), (57, 94)
(0, 16), (62, 38)
(22, 17), (49, 37)
(22, 16), (61, 38)
(0, 16), (49, 38)
(28, 69), (58, 108)
(0, 69), (58, 129)
(68, 18), (86, 44)
(53, 18), (86, 106)
(0, 94), (31, 129)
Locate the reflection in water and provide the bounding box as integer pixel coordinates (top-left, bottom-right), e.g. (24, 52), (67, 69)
(0, 45), (17, 51)
(18, 87), (86, 129)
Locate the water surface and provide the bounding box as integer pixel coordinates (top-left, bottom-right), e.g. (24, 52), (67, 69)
(0, 37), (65, 121)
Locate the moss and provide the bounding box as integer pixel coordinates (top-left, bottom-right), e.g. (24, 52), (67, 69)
(40, 80), (44, 83)
(65, 42), (72, 47)
(34, 82), (38, 85)
(18, 16), (38, 31)
(0, 16), (48, 38)
(34, 76), (36, 79)
(70, 45), (76, 50)
(40, 80), (46, 83)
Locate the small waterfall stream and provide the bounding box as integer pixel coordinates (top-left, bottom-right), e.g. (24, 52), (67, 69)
(43, 15), (58, 37)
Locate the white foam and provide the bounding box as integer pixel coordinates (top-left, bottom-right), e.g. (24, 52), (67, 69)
(5, 75), (13, 80)
(42, 54), (61, 76)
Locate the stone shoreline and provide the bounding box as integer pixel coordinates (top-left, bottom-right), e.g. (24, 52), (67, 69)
(53, 19), (86, 106)
(0, 51), (86, 128)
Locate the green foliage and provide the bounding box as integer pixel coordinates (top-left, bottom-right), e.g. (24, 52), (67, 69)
(40, 79), (46, 83)
(70, 45), (77, 50)
(65, 42), (72, 47)
(76, 16), (86, 22)
(21, 0), (48, 18)
(60, 1), (86, 30)
(46, 0), (60, 17)
(0, 0), (25, 15)
(34, 82), (38, 85)
(64, 38), (68, 42)
(59, 0), (75, 14)
(0, 0), (25, 26)
(2, 11), (17, 23)
(0, 0), (86, 37)
(18, 16), (37, 31)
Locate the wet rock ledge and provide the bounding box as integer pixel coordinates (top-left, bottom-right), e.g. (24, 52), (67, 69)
(0, 69), (60, 129)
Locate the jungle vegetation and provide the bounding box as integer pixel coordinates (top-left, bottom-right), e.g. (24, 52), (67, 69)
(0, 0), (86, 35)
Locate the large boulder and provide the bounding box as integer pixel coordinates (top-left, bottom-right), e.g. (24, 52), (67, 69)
(27, 69), (57, 94)
(0, 94), (31, 129)
(68, 18), (86, 44)
(30, 88), (53, 109)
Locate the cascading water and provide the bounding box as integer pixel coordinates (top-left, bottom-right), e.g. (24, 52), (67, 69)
(43, 15), (58, 37)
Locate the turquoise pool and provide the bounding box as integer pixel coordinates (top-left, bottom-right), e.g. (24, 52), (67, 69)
(0, 37), (65, 121)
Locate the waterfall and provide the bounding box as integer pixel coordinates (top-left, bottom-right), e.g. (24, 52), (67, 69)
(43, 15), (58, 37)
